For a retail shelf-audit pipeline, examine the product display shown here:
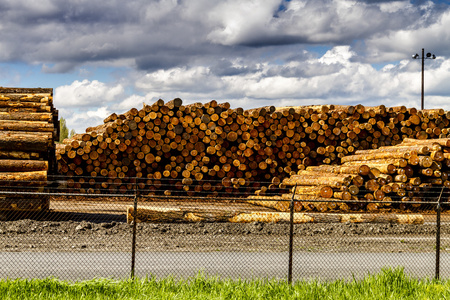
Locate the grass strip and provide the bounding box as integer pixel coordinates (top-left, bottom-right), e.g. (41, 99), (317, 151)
(0, 268), (449, 300)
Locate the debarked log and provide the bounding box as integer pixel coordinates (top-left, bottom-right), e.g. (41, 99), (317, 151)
(304, 164), (371, 176)
(0, 196), (49, 211)
(233, 212), (424, 224)
(126, 205), (313, 223)
(401, 137), (450, 148)
(127, 205), (246, 223)
(126, 205), (424, 224)
(245, 196), (291, 211)
(339, 213), (424, 224)
(354, 145), (429, 155)
(291, 185), (334, 198)
(283, 174), (355, 187)
(342, 158), (408, 168)
(341, 151), (413, 163)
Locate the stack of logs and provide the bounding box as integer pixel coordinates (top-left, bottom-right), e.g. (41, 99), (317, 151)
(250, 138), (450, 212)
(0, 87), (58, 211)
(56, 98), (450, 204)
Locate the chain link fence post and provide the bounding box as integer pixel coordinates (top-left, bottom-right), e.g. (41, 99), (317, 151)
(435, 186), (444, 280)
(130, 183), (138, 279)
(288, 184), (297, 284)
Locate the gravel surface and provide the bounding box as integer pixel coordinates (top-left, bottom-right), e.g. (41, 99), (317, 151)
(1, 217), (449, 253)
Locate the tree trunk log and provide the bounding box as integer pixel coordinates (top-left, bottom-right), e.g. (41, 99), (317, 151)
(0, 160), (48, 172)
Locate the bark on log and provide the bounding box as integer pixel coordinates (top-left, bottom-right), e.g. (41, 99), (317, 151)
(0, 151), (40, 159)
(54, 97), (450, 214)
(0, 87), (57, 203)
(0, 112), (53, 122)
(0, 160), (48, 172)
(0, 171), (47, 184)
(0, 121), (55, 132)
(0, 131), (52, 151)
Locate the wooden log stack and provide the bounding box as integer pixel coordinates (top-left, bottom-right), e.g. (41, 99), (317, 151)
(261, 138), (450, 213)
(0, 87), (58, 211)
(57, 98), (282, 196)
(56, 98), (450, 209)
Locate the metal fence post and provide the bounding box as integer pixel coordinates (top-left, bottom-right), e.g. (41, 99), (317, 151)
(288, 184), (297, 284)
(131, 186), (138, 279)
(435, 186), (444, 280)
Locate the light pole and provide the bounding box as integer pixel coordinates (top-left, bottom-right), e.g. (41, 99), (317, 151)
(412, 48), (436, 110)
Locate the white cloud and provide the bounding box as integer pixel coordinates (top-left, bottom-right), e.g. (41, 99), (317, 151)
(86, 106), (110, 119)
(364, 8), (450, 62)
(379, 1), (411, 13)
(54, 80), (124, 133)
(66, 112), (105, 135)
(53, 41), (450, 134)
(116, 94), (147, 111)
(0, 0), (447, 72)
(135, 66), (223, 93)
(130, 44), (450, 111)
(2, 0), (450, 135)
(206, 0), (427, 47)
(54, 79), (124, 107)
(206, 0), (280, 45)
(318, 46), (355, 65)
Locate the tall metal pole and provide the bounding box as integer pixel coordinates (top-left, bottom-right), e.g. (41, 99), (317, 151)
(131, 185), (138, 279)
(131, 194), (138, 279)
(435, 186), (444, 280)
(288, 184), (297, 284)
(412, 48), (435, 110)
(421, 48), (425, 110)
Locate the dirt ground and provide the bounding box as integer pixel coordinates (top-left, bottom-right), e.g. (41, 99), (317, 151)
(1, 205), (450, 253)
(1, 196), (450, 253)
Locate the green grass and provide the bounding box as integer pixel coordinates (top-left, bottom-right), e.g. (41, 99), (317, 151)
(1, 268), (449, 300)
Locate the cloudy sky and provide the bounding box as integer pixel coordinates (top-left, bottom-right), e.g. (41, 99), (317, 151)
(1, 0), (450, 133)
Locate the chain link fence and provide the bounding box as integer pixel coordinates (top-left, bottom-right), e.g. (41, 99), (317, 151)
(0, 177), (448, 282)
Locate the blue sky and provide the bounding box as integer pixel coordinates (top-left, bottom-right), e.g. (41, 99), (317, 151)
(1, 0), (450, 133)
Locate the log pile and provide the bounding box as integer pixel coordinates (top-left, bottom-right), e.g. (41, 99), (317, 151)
(255, 138), (450, 213)
(56, 98), (450, 205)
(0, 87), (58, 211)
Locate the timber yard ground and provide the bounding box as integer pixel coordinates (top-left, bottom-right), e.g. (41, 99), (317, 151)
(0, 198), (449, 254)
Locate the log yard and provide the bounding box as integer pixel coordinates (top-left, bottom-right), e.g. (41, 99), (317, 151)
(2, 87), (450, 224)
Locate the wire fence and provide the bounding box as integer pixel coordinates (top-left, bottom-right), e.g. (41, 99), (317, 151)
(0, 176), (449, 282)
